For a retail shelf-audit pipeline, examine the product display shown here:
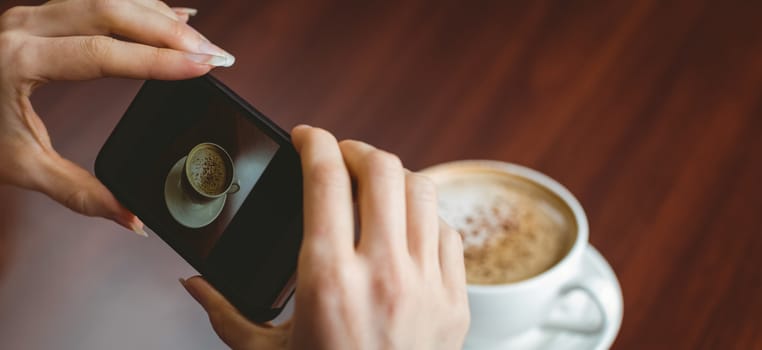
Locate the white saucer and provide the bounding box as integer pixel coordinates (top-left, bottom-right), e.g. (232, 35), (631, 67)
(164, 156), (226, 229)
(471, 244), (623, 350)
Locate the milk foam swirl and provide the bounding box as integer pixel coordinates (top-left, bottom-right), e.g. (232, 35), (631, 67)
(437, 176), (572, 284)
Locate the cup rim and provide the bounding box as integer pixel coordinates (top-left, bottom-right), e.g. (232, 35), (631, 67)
(419, 160), (589, 293)
(185, 142), (236, 199)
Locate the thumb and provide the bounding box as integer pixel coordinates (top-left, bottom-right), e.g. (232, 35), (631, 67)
(35, 152), (146, 236)
(181, 276), (291, 349)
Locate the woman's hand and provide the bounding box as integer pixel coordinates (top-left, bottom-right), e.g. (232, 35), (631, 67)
(181, 125), (470, 349)
(0, 0), (234, 234)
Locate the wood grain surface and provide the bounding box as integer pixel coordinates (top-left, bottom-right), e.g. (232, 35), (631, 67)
(1, 0), (761, 349)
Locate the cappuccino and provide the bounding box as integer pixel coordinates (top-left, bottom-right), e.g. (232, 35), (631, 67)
(187, 144), (233, 196)
(431, 167), (575, 285)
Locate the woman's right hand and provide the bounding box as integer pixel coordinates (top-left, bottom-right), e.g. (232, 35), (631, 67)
(181, 126), (471, 350)
(0, 0), (234, 234)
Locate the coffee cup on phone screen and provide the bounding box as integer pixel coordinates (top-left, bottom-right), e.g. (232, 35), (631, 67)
(182, 142), (240, 203)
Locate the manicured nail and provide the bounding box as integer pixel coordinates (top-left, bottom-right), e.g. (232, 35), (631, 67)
(131, 224), (148, 237)
(179, 278), (196, 299)
(196, 41), (235, 66)
(185, 53), (235, 67)
(172, 7), (198, 16)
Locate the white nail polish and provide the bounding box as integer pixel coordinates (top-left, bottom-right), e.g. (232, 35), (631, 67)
(185, 53), (235, 67)
(198, 41), (233, 60)
(173, 7), (198, 16)
(223, 54), (235, 67)
(131, 225), (148, 237)
(193, 41), (235, 67)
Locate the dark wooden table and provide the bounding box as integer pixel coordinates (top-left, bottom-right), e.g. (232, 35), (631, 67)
(1, 0), (761, 349)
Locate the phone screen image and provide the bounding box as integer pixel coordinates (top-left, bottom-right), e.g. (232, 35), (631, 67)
(96, 76), (302, 321)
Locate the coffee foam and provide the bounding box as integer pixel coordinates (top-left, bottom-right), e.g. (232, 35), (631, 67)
(189, 148), (228, 195)
(436, 172), (574, 285)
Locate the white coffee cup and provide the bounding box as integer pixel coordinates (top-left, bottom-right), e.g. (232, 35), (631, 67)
(421, 160), (616, 348)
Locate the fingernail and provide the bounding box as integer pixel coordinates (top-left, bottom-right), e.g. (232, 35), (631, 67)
(185, 53), (235, 67)
(179, 278), (195, 298)
(172, 7), (198, 16)
(180, 278), (201, 302)
(131, 224), (148, 237)
(184, 24), (234, 64)
(293, 124), (311, 131)
(196, 41), (235, 66)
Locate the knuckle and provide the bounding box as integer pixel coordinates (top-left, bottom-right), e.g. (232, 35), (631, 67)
(372, 270), (415, 321)
(145, 47), (167, 75)
(64, 190), (89, 215)
(372, 268), (408, 303)
(81, 35), (113, 62)
(298, 243), (339, 273)
(406, 173), (438, 203)
(310, 161), (347, 189)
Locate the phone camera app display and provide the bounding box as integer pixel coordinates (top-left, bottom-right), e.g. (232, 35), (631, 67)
(159, 120), (279, 259)
(111, 80), (281, 264)
(98, 77), (304, 317)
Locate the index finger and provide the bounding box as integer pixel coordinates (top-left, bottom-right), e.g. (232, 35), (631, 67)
(292, 125), (355, 261)
(14, 1), (230, 60)
(28, 35), (215, 81)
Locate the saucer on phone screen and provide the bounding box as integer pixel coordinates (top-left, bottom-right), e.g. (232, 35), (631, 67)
(164, 156), (226, 229)
(466, 245), (623, 350)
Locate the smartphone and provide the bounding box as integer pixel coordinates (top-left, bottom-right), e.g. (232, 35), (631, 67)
(95, 75), (303, 322)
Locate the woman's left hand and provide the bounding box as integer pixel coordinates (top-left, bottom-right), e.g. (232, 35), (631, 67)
(0, 0), (235, 234)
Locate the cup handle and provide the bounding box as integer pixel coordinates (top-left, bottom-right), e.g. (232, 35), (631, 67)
(228, 179), (240, 194)
(540, 276), (617, 335)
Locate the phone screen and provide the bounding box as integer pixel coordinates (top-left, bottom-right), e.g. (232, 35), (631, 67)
(96, 76), (302, 321)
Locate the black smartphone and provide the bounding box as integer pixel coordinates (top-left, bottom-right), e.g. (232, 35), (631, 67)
(95, 75), (303, 322)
